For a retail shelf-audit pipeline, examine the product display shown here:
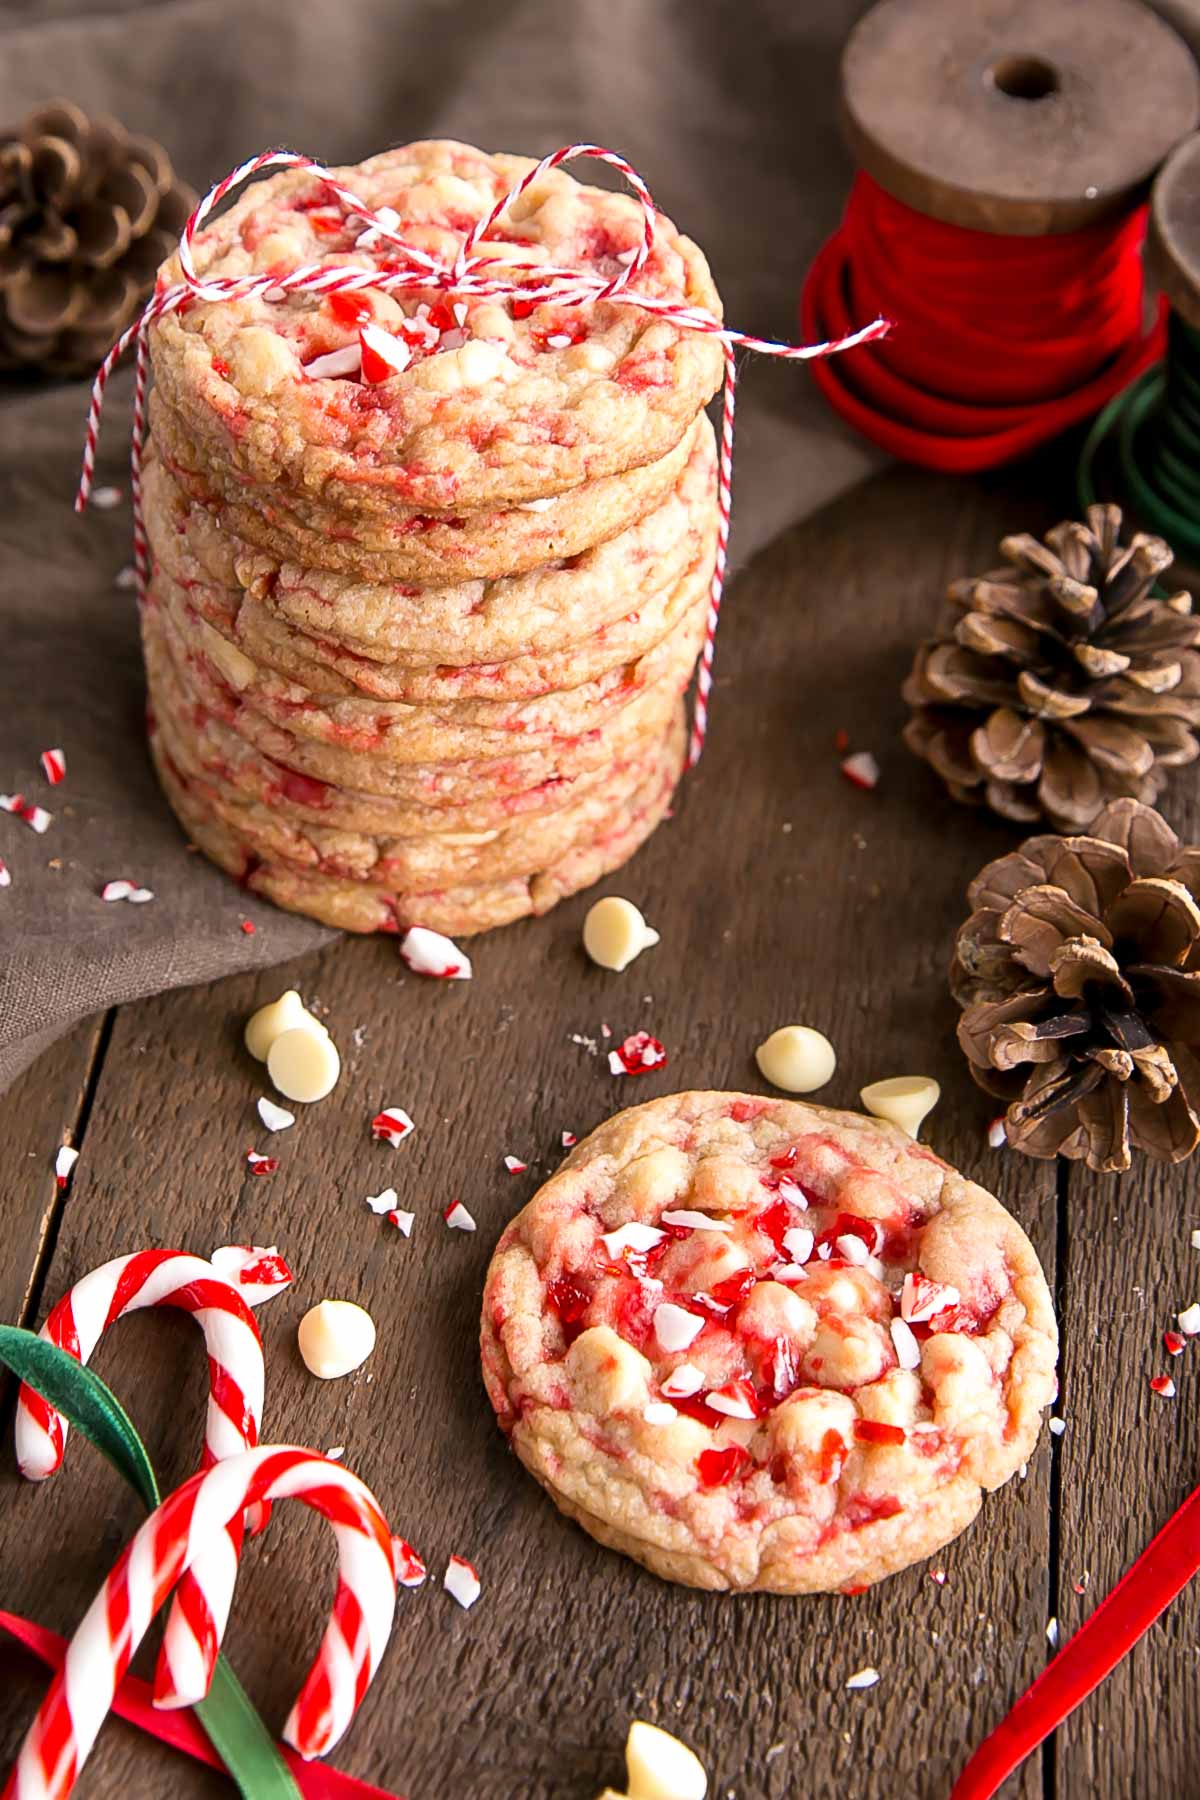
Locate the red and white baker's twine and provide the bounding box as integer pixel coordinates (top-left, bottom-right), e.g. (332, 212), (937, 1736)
(75, 142), (888, 765)
(5, 1445), (396, 1799)
(14, 1250), (268, 1712)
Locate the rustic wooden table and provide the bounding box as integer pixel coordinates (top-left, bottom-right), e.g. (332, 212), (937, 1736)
(0, 463), (1195, 1799)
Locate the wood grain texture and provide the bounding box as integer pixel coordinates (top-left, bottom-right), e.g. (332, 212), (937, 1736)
(2, 460), (1186, 1800)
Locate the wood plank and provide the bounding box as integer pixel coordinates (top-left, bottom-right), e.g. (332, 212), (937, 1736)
(0, 466), (1063, 1798)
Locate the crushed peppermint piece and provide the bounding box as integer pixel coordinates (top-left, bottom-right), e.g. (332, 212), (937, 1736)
(1164, 1330), (1185, 1356)
(901, 1271), (962, 1324)
(503, 1154), (528, 1174)
(782, 1226), (815, 1264)
(365, 1186), (399, 1215)
(1, 794), (51, 833)
(653, 1302), (704, 1352)
(1150, 1374), (1176, 1397)
(100, 879), (153, 903)
(39, 749), (65, 786)
(443, 1555), (481, 1609)
(777, 1175), (809, 1209)
(602, 1221), (665, 1259)
(987, 1117), (1008, 1149)
(1049, 1416), (1066, 1436)
(1177, 1302), (1200, 1336)
(661, 1209), (734, 1233)
(642, 1402), (677, 1424)
(840, 751), (879, 791)
(845, 1667), (880, 1691)
(772, 1262), (810, 1283)
(561, 1130), (578, 1147)
(928, 1568), (947, 1586)
(516, 496), (555, 512)
(1046, 1617), (1059, 1648)
(54, 1144), (78, 1190)
(355, 204), (400, 248)
(889, 1317), (921, 1370)
(245, 1150), (277, 1176)
(661, 1362), (705, 1399)
(325, 1445), (345, 1461)
(372, 1107), (416, 1147)
(393, 1537), (427, 1587)
(398, 924), (472, 979)
(257, 1096), (295, 1133)
(608, 1030), (667, 1077)
(360, 321), (412, 382)
(305, 343), (362, 379)
(387, 1209), (415, 1235)
(90, 485), (123, 509)
(1192, 1229), (1200, 1251)
(209, 1244), (293, 1304)
(115, 565), (138, 591)
(240, 919), (256, 935)
(444, 1200), (476, 1232)
(0, 858), (9, 888)
(569, 1031), (598, 1054)
(1073, 1571), (1091, 1595)
(706, 1378), (759, 1421)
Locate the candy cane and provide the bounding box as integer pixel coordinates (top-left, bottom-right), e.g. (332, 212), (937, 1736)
(75, 142), (890, 763)
(14, 1250), (277, 1711)
(5, 1446), (397, 1800)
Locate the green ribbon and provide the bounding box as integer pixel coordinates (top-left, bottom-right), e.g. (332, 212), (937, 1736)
(0, 1324), (301, 1800)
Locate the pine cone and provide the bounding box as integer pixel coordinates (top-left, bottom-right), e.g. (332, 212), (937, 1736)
(0, 98), (194, 376)
(952, 798), (1200, 1173)
(904, 504), (1200, 833)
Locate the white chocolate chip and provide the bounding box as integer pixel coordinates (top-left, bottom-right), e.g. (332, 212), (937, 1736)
(267, 1026), (341, 1103)
(297, 1299), (375, 1379)
(755, 1025), (836, 1094)
(582, 896), (660, 972)
(860, 1075), (941, 1139)
(244, 989), (327, 1061)
(625, 1720), (707, 1800)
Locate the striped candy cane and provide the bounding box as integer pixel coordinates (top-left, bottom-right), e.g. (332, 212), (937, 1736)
(5, 1446), (397, 1800)
(14, 1249), (284, 1710)
(74, 143), (890, 764)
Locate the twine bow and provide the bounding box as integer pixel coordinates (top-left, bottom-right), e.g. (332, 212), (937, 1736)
(75, 141), (889, 764)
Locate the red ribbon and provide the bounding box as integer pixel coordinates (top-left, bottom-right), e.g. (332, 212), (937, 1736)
(800, 172), (1165, 472)
(0, 1611), (403, 1800)
(951, 1482), (1200, 1797)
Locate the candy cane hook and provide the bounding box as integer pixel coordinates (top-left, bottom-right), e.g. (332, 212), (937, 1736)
(14, 1249), (288, 1710)
(5, 1446), (397, 1800)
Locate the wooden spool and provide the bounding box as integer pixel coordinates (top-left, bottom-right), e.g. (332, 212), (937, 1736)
(1147, 130), (1200, 329)
(841, 0), (1200, 236)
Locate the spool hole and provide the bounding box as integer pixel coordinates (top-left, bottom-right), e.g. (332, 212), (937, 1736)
(987, 54), (1060, 101)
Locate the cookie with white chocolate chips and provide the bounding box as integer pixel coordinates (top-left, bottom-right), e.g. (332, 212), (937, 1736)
(480, 1092), (1056, 1592)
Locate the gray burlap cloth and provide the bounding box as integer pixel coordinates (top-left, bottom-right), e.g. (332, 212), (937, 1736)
(0, 0), (913, 1091)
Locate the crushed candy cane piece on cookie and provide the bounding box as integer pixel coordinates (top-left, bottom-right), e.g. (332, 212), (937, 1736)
(393, 1538), (427, 1587)
(444, 1201), (476, 1232)
(561, 1130), (578, 1147)
(782, 1225), (815, 1264)
(889, 1317), (921, 1371)
(39, 749), (65, 785)
(1, 794), (51, 833)
(210, 1244), (293, 1304)
(246, 1150), (278, 1176)
(643, 1401), (678, 1425)
(443, 1555), (481, 1609)
(305, 343), (362, 379)
(399, 925), (472, 979)
(1177, 1302), (1200, 1336)
(845, 1667), (880, 1690)
(257, 1096), (295, 1133)
(1150, 1374), (1176, 1397)
(54, 1145), (78, 1189)
(503, 1154), (528, 1174)
(901, 1272), (961, 1324)
(662, 1208), (734, 1233)
(100, 879), (153, 903)
(372, 1107), (415, 1147)
(653, 1302), (704, 1353)
(706, 1378), (759, 1420)
(602, 1222), (665, 1259)
(608, 1031), (667, 1076)
(661, 1362), (705, 1399)
(840, 751), (879, 791)
(360, 321), (412, 382)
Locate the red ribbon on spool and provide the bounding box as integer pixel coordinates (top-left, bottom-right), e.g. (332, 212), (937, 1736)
(801, 172), (1166, 472)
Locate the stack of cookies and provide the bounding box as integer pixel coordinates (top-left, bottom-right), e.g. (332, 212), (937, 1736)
(140, 139), (723, 936)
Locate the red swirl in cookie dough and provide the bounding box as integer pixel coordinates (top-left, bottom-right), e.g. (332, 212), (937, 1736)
(481, 1092), (1057, 1592)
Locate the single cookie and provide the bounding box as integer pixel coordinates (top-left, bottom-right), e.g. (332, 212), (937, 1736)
(148, 390), (705, 585)
(481, 1092), (1057, 1593)
(147, 138), (724, 516)
(150, 707), (685, 934)
(142, 421), (718, 700)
